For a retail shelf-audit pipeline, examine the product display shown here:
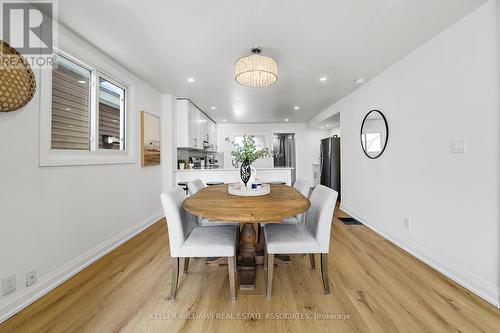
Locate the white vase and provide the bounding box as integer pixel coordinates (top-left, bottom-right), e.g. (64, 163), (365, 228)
(247, 166), (257, 188)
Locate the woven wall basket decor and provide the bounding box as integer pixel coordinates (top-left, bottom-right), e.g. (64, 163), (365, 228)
(0, 40), (37, 112)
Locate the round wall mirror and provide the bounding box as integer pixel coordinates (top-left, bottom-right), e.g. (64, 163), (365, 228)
(360, 110), (389, 159)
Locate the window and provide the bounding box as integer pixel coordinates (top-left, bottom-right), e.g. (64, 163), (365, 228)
(234, 135), (266, 150)
(51, 55), (91, 150)
(98, 78), (125, 150)
(50, 53), (127, 152)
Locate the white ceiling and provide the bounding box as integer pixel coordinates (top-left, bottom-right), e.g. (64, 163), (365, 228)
(58, 0), (486, 123)
(315, 113), (340, 131)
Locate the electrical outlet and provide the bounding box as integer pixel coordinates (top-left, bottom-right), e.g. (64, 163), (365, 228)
(2, 274), (16, 296)
(451, 139), (467, 153)
(404, 217), (411, 230)
(25, 269), (37, 287)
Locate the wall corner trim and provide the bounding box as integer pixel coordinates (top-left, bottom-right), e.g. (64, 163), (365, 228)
(0, 211), (164, 323)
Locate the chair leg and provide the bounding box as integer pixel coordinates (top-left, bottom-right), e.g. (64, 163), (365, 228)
(264, 246), (268, 270)
(309, 254), (316, 269)
(236, 226), (241, 249)
(258, 225), (264, 249)
(266, 254), (274, 298)
(228, 256), (236, 301)
(183, 257), (190, 274)
(169, 257), (179, 301)
(320, 253), (330, 295)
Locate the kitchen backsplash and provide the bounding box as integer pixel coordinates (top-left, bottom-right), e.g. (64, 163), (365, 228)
(177, 148), (224, 167)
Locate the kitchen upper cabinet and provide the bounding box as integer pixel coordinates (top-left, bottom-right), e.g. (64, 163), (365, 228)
(176, 99), (190, 148)
(199, 112), (209, 144)
(208, 121), (217, 146)
(176, 99), (217, 150)
(188, 102), (199, 148)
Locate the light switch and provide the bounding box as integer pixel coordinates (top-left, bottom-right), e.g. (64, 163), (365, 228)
(451, 139), (467, 153)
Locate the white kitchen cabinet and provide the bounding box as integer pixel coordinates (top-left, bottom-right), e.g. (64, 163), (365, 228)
(199, 112), (209, 145)
(208, 121), (217, 146)
(190, 105), (200, 148)
(176, 99), (217, 150)
(176, 99), (191, 148)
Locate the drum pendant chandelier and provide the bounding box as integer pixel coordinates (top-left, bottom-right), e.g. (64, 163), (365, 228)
(235, 47), (278, 87)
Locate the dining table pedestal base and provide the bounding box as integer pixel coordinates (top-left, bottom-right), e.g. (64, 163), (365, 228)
(239, 223), (257, 290)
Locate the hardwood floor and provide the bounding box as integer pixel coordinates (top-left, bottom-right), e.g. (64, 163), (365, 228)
(1, 209), (499, 332)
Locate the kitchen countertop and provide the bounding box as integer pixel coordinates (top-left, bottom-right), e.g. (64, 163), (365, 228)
(174, 167), (294, 172)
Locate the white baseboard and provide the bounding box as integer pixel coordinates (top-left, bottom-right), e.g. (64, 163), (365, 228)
(340, 204), (500, 309)
(0, 211), (164, 324)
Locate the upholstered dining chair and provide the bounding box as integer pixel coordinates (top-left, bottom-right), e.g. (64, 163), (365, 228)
(187, 178), (205, 196)
(263, 184), (338, 298)
(186, 179), (239, 227)
(259, 179), (312, 249)
(160, 188), (238, 301)
(282, 179), (312, 224)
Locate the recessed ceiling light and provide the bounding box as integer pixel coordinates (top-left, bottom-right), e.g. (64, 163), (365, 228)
(319, 77), (328, 82)
(77, 80), (86, 84)
(320, 126), (325, 129)
(354, 78), (366, 86)
(211, 106), (216, 110)
(222, 119), (226, 122)
(64, 108), (71, 111)
(294, 106), (300, 111)
(284, 118), (289, 122)
(325, 124), (330, 127)
(187, 77), (195, 83)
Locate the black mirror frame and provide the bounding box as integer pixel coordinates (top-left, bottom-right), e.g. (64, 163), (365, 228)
(360, 110), (389, 159)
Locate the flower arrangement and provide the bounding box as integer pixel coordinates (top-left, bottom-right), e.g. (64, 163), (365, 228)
(225, 135), (282, 187)
(225, 135), (274, 164)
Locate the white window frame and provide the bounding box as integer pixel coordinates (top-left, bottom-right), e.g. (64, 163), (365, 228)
(39, 47), (134, 166)
(95, 73), (128, 152)
(232, 133), (269, 150)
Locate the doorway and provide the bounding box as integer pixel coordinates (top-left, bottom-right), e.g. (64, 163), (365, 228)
(273, 133), (296, 184)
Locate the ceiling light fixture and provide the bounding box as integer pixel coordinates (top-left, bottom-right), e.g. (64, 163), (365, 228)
(294, 106), (300, 111)
(235, 47), (278, 87)
(319, 77), (328, 82)
(326, 124), (330, 127)
(211, 106), (216, 110)
(187, 77), (195, 83)
(222, 119), (226, 122)
(320, 126), (325, 129)
(284, 118), (289, 122)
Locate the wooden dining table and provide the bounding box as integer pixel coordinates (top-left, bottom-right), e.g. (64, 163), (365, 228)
(183, 183), (310, 290)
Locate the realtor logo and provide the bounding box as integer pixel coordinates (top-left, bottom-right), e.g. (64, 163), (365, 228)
(2, 0), (55, 54)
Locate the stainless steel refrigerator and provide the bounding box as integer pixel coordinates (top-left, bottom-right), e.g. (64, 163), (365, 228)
(320, 136), (341, 199)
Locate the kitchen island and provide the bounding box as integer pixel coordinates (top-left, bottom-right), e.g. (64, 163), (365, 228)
(175, 167), (294, 186)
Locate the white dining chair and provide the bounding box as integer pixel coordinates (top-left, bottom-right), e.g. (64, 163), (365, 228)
(187, 179), (239, 227)
(187, 178), (205, 196)
(160, 187), (238, 301)
(258, 179), (311, 248)
(263, 184), (338, 298)
(282, 179), (312, 224)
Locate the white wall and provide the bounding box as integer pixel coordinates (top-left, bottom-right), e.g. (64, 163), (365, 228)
(0, 28), (170, 321)
(217, 123), (330, 184)
(330, 0), (499, 306)
(330, 126), (341, 137)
